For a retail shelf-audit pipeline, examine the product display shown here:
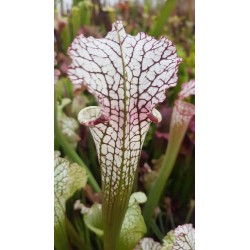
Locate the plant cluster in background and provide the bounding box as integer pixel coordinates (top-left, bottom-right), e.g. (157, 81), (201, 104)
(54, 0), (195, 249)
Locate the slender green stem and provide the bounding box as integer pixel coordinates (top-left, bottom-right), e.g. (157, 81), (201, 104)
(149, 0), (177, 37)
(168, 207), (175, 229)
(158, 211), (165, 233)
(54, 223), (69, 250)
(103, 186), (132, 250)
(74, 215), (89, 247)
(66, 217), (87, 250)
(151, 220), (164, 241)
(83, 225), (91, 250)
(143, 107), (192, 229)
(185, 199), (195, 223)
(96, 237), (103, 250)
(54, 91), (101, 192)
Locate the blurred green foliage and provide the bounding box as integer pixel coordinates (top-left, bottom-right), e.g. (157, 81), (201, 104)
(54, 0), (195, 249)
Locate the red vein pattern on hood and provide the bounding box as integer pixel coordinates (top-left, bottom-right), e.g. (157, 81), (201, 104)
(68, 21), (182, 200)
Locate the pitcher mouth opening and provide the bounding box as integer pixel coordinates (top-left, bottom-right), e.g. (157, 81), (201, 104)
(78, 106), (110, 127)
(147, 108), (162, 123)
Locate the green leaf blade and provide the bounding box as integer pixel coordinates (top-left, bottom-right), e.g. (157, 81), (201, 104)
(54, 151), (88, 249)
